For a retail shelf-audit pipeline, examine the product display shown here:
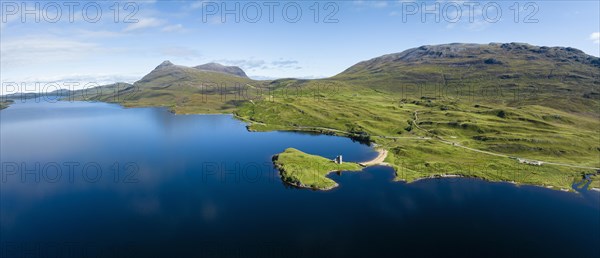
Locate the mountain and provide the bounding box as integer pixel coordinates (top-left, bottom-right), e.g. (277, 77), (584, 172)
(86, 61), (263, 113)
(51, 43), (599, 115)
(3, 43), (597, 188)
(4, 43), (598, 115)
(332, 43), (600, 113)
(194, 62), (248, 78)
(136, 61), (251, 89)
(337, 43), (599, 87)
(340, 43), (599, 74)
(233, 43), (600, 186)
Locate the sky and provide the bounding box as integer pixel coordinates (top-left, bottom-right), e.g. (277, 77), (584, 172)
(1, 0), (599, 92)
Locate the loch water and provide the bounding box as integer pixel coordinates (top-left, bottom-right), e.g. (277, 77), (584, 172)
(1, 101), (598, 257)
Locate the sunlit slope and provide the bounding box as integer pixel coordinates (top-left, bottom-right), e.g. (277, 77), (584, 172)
(335, 43), (600, 114)
(88, 61), (267, 113)
(235, 43), (600, 187)
(72, 43), (599, 188)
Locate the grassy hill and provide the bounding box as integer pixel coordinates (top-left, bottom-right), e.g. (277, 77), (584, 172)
(335, 43), (599, 113)
(10, 43), (597, 190)
(82, 61), (269, 113)
(236, 43), (600, 189)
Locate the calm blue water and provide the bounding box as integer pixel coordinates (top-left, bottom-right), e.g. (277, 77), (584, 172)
(1, 101), (599, 258)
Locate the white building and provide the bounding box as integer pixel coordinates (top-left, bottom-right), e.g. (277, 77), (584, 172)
(335, 155), (343, 164)
(517, 158), (543, 166)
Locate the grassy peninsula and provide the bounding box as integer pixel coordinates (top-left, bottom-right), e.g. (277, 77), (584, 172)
(273, 148), (363, 190)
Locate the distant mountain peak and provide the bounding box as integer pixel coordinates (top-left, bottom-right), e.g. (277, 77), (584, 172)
(203, 62), (224, 67)
(155, 60), (174, 70)
(194, 63), (248, 78)
(136, 60), (251, 89)
(339, 42), (600, 75)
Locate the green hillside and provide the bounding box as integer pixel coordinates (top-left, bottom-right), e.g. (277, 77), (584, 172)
(237, 43), (600, 189)
(81, 61), (266, 113)
(335, 43), (599, 113)
(28, 43), (600, 190)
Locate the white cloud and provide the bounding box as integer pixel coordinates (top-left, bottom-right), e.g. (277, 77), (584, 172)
(271, 59), (300, 69)
(466, 19), (490, 32)
(123, 18), (165, 32)
(162, 24), (184, 32)
(1, 37), (99, 68)
(215, 59), (267, 70)
(75, 29), (124, 38)
(354, 1), (389, 8)
(590, 32), (600, 44)
(0, 15), (18, 29)
(190, 1), (208, 9)
(212, 59), (302, 71)
(373, 1), (389, 8)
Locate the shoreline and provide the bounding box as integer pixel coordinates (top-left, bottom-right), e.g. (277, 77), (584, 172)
(15, 99), (598, 193)
(278, 166), (589, 194)
(359, 149), (388, 167)
(281, 173), (340, 191)
(405, 174), (465, 183)
(395, 174), (582, 193)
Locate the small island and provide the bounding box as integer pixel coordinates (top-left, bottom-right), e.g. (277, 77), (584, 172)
(272, 148), (363, 190)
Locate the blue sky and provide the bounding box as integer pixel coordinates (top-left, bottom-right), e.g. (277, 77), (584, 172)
(1, 0), (599, 91)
